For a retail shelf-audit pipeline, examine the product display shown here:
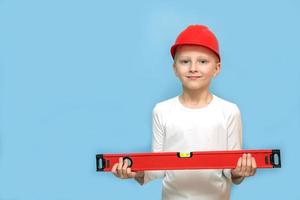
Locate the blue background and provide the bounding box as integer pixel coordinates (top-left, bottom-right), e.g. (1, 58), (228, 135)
(0, 0), (299, 199)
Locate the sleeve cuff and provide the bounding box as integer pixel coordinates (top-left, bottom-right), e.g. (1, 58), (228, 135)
(143, 170), (165, 185)
(222, 169), (232, 182)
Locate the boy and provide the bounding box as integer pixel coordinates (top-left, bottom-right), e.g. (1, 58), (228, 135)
(112, 25), (257, 200)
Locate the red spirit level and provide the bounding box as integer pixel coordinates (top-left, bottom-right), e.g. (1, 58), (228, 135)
(96, 149), (281, 172)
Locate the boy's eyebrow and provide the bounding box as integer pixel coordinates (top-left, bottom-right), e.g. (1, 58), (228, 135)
(177, 56), (190, 59)
(176, 55), (191, 58)
(177, 55), (209, 59)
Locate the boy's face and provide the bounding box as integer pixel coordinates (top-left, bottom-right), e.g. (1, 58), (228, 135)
(173, 45), (221, 92)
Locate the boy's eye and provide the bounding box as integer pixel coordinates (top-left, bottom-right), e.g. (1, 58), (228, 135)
(178, 59), (209, 65)
(179, 60), (190, 64)
(199, 59), (209, 64)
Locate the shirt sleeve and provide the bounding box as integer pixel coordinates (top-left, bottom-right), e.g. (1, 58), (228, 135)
(222, 104), (243, 181)
(143, 105), (166, 184)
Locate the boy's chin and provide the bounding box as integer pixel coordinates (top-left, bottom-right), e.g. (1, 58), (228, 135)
(183, 84), (208, 92)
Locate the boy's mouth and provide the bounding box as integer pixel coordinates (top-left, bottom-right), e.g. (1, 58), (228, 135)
(186, 76), (202, 80)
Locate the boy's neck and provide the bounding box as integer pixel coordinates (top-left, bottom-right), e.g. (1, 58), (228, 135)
(179, 90), (213, 109)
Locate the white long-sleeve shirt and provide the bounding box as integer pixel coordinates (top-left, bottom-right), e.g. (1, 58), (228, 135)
(143, 94), (243, 200)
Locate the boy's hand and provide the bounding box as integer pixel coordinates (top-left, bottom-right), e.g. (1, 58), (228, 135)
(111, 157), (144, 179)
(231, 153), (257, 179)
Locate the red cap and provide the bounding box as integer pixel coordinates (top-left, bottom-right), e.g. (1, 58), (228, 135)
(170, 25), (220, 61)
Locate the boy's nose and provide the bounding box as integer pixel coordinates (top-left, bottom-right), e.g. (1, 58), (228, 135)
(189, 62), (198, 72)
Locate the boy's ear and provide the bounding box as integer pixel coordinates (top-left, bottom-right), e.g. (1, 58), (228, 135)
(173, 62), (178, 76)
(213, 62), (221, 77)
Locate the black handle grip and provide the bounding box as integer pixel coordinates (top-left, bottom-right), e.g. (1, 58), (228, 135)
(96, 154), (105, 171)
(270, 149), (281, 168)
(123, 156), (133, 167)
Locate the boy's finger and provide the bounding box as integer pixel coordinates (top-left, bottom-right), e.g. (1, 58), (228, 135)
(252, 157), (257, 168)
(233, 157), (242, 175)
(236, 157), (242, 171)
(117, 157), (124, 178)
(122, 159), (129, 177)
(127, 168), (136, 178)
(111, 163), (118, 177)
(117, 157), (123, 170)
(245, 154), (252, 176)
(241, 154), (247, 176)
(112, 163), (118, 173)
(123, 159), (128, 169)
(231, 157), (242, 177)
(251, 157), (257, 176)
(126, 167), (131, 176)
